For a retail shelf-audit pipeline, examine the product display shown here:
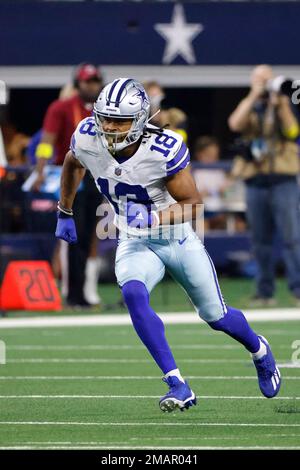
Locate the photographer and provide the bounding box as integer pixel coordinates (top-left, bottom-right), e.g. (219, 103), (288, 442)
(228, 65), (300, 305)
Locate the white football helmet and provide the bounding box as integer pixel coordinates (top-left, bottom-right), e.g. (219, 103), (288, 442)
(93, 78), (150, 153)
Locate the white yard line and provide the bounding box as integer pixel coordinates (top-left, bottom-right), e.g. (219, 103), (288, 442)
(1, 309), (300, 328)
(4, 357), (300, 368)
(6, 344), (242, 350)
(4, 435), (300, 445)
(278, 363), (300, 368)
(0, 375), (299, 380)
(0, 395), (298, 400)
(0, 446), (299, 450)
(5, 358), (288, 364)
(0, 421), (300, 427)
(5, 344), (296, 350)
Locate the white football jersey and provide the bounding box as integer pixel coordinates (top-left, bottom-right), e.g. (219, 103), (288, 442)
(71, 116), (190, 236)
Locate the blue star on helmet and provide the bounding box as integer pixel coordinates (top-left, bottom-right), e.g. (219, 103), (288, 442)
(134, 89), (149, 105)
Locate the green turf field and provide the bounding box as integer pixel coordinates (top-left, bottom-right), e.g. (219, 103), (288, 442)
(0, 318), (299, 449)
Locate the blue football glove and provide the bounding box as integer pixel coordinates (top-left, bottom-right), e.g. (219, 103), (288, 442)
(55, 212), (78, 244)
(126, 201), (159, 229)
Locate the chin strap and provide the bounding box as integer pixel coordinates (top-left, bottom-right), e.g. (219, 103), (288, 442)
(144, 110), (171, 136)
(107, 136), (116, 155)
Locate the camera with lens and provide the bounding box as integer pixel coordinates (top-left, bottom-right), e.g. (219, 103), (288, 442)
(267, 76), (295, 98)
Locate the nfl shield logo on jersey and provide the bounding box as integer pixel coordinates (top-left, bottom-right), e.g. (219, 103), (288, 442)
(115, 167), (122, 176)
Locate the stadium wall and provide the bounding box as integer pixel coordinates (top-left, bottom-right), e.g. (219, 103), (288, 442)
(0, 2), (299, 87)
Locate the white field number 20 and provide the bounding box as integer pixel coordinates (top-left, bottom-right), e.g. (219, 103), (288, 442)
(291, 339), (300, 364)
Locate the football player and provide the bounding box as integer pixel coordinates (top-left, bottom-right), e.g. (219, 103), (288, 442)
(55, 78), (281, 412)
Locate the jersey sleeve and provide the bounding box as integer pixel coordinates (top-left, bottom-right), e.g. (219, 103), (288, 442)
(69, 132), (78, 156)
(165, 136), (190, 177)
(69, 118), (93, 169)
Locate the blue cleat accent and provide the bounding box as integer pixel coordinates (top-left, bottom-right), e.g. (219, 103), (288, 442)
(253, 335), (281, 398)
(159, 376), (197, 412)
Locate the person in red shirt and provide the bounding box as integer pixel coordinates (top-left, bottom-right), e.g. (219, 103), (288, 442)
(34, 64), (104, 308)
(34, 63), (103, 182)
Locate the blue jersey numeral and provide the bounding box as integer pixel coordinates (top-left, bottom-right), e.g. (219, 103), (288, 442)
(150, 133), (177, 158)
(97, 178), (152, 214)
(79, 118), (96, 136)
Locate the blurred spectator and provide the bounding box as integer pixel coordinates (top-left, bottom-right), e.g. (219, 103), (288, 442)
(32, 63), (104, 308)
(26, 129), (45, 165)
(194, 136), (220, 165)
(193, 136), (226, 215)
(59, 83), (78, 100)
(26, 84), (78, 166)
(192, 136), (230, 230)
(143, 81), (165, 126)
(5, 129), (29, 167)
(33, 63), (103, 185)
(0, 93), (30, 233)
(0, 124), (29, 232)
(161, 107), (188, 143)
(228, 64), (300, 305)
(143, 81), (188, 142)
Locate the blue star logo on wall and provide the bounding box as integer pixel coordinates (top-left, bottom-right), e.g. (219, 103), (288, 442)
(154, 4), (204, 65)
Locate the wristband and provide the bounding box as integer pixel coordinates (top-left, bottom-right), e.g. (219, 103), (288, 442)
(57, 201), (73, 216)
(35, 143), (54, 159)
(282, 124), (300, 140)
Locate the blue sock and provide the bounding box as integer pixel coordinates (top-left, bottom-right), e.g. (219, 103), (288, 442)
(208, 306), (260, 353)
(121, 280), (177, 374)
